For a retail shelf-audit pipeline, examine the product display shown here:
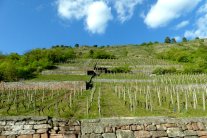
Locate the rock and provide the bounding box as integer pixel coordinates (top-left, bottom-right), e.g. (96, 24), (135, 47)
(105, 126), (113, 133)
(88, 134), (102, 138)
(156, 124), (166, 131)
(12, 125), (24, 131)
(134, 131), (151, 138)
(164, 123), (177, 128)
(116, 130), (135, 138)
(0, 121), (6, 126)
(0, 136), (6, 138)
(145, 125), (156, 131)
(36, 128), (48, 133)
(50, 134), (64, 138)
(34, 124), (51, 129)
(74, 126), (80, 131)
(192, 123), (199, 131)
(184, 136), (199, 138)
(41, 133), (48, 138)
(81, 123), (104, 135)
(18, 129), (35, 135)
(150, 131), (167, 137)
(184, 130), (197, 136)
(23, 125), (33, 130)
(102, 133), (116, 138)
(33, 134), (40, 138)
(186, 124), (193, 130)
(17, 135), (33, 138)
(1, 130), (18, 135)
(167, 128), (184, 137)
(81, 134), (90, 138)
(6, 121), (15, 125)
(131, 125), (138, 131)
(63, 134), (77, 138)
(197, 131), (207, 136)
(197, 122), (205, 130)
(15, 121), (26, 125)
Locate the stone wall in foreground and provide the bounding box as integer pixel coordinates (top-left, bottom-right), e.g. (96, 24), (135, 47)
(1, 116), (207, 138)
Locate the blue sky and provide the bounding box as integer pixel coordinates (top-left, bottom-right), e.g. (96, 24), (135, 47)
(0, 0), (207, 54)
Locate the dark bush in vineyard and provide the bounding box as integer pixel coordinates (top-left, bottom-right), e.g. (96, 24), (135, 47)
(152, 67), (177, 75)
(111, 66), (131, 73)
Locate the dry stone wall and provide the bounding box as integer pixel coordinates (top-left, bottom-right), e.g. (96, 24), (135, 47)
(1, 117), (207, 138)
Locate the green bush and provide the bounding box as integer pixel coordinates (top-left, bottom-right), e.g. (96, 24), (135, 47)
(93, 50), (116, 59)
(152, 67), (177, 75)
(111, 66), (131, 73)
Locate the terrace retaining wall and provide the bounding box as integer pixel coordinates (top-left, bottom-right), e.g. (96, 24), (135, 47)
(1, 117), (207, 138)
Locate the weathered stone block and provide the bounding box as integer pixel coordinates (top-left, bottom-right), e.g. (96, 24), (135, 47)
(40, 133), (48, 138)
(116, 130), (134, 138)
(105, 126), (113, 133)
(18, 129), (35, 135)
(33, 134), (40, 138)
(145, 125), (156, 131)
(17, 134), (33, 138)
(4, 126), (12, 131)
(134, 131), (151, 138)
(88, 134), (102, 138)
(198, 131), (207, 136)
(35, 121), (47, 125)
(15, 121), (26, 125)
(197, 122), (205, 130)
(137, 125), (143, 131)
(167, 128), (184, 137)
(12, 125), (24, 131)
(74, 126), (80, 131)
(182, 124), (187, 130)
(24, 125), (33, 130)
(150, 131), (167, 137)
(184, 130), (197, 136)
(102, 133), (116, 138)
(192, 123), (199, 131)
(50, 134), (64, 138)
(0, 121), (6, 126)
(81, 123), (104, 135)
(81, 134), (90, 138)
(34, 124), (50, 129)
(63, 134), (77, 138)
(6, 135), (16, 138)
(6, 121), (15, 125)
(184, 136), (199, 138)
(187, 124), (193, 130)
(1, 130), (18, 135)
(164, 123), (177, 128)
(131, 125), (137, 131)
(36, 129), (48, 134)
(156, 124), (166, 131)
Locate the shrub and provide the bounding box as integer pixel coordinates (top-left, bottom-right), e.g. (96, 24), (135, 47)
(111, 66), (131, 73)
(93, 50), (116, 59)
(152, 67), (177, 75)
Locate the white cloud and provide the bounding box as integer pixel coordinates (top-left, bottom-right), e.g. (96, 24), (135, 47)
(85, 1), (113, 34)
(185, 14), (207, 39)
(144, 0), (201, 28)
(175, 20), (189, 30)
(56, 0), (93, 20)
(197, 3), (207, 14)
(184, 2), (207, 39)
(114, 0), (143, 23)
(56, 0), (112, 34)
